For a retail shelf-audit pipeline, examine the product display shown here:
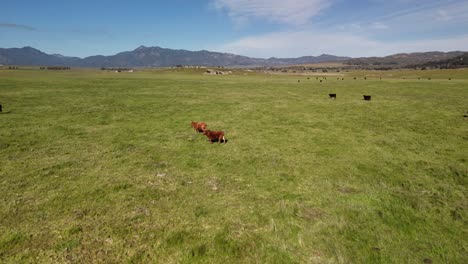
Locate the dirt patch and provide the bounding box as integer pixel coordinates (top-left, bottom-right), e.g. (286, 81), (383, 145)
(207, 178), (220, 191)
(73, 209), (89, 220)
(299, 207), (324, 221)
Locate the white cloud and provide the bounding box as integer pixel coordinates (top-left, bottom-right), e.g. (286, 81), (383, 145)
(213, 0), (468, 57)
(372, 1), (468, 32)
(385, 35), (468, 54)
(212, 0), (331, 26)
(369, 22), (389, 30)
(219, 31), (378, 58)
(218, 31), (468, 58)
(336, 22), (388, 32)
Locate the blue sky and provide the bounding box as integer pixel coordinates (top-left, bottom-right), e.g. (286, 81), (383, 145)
(1, 0), (467, 58)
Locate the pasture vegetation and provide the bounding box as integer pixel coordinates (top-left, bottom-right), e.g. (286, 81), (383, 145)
(0, 68), (467, 263)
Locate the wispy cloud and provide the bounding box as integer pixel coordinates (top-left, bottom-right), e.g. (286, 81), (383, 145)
(219, 31), (377, 57)
(369, 22), (388, 30)
(217, 0), (468, 57)
(212, 0), (331, 26)
(0, 23), (37, 31)
(331, 1), (467, 35)
(336, 22), (388, 32)
(366, 1), (468, 33)
(218, 31), (468, 58)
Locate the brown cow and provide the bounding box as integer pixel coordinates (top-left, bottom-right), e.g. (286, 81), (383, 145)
(191, 121), (207, 133)
(203, 130), (226, 144)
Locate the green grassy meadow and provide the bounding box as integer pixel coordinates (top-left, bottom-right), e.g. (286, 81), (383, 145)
(0, 68), (467, 263)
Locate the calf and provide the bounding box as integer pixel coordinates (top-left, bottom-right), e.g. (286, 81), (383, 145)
(191, 121), (207, 133)
(203, 130), (226, 144)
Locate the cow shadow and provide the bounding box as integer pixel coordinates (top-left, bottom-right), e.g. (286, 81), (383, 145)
(209, 138), (228, 144)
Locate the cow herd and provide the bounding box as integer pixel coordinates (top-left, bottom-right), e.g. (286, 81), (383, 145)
(191, 121), (227, 144)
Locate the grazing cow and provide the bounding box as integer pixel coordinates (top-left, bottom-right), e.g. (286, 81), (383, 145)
(191, 121), (207, 133)
(329, 94), (336, 99)
(363, 95), (372, 101)
(203, 130), (226, 144)
(0, 104), (2, 112)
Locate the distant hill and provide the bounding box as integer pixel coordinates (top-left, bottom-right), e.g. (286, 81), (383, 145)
(406, 52), (468, 69)
(0, 46), (349, 67)
(344, 51), (465, 68)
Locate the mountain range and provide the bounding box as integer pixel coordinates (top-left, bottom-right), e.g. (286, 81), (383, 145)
(0, 46), (349, 67)
(0, 46), (465, 68)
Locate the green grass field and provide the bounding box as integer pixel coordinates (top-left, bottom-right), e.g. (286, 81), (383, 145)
(0, 68), (467, 263)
